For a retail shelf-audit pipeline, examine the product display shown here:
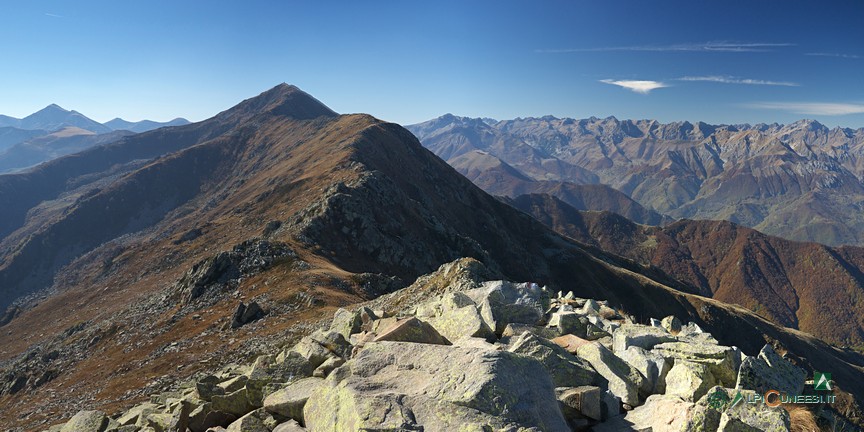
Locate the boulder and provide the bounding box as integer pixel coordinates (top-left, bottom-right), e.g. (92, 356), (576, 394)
(328, 308), (362, 339)
(464, 281), (548, 334)
(312, 356), (344, 378)
(619, 345), (672, 394)
(230, 301), (265, 328)
(736, 344), (805, 396)
(226, 408), (280, 432)
(263, 377), (325, 423)
(303, 341), (569, 431)
(60, 410), (109, 432)
(594, 394), (695, 432)
(612, 324), (676, 354)
(576, 341), (647, 406)
(551, 334), (593, 354)
(117, 403), (160, 426)
(502, 323), (558, 339)
(372, 316), (450, 345)
(557, 385), (603, 421)
(549, 311), (587, 337)
(661, 315), (682, 334)
(585, 323), (611, 341)
(291, 330), (352, 369)
(195, 375), (225, 402)
(188, 404), (237, 432)
(664, 361), (717, 402)
(509, 332), (599, 388)
(246, 352), (315, 406)
(273, 420), (307, 431)
(420, 292), (495, 341)
(210, 388), (255, 417)
(653, 341), (739, 387)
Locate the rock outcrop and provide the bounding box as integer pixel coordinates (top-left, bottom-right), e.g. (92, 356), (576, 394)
(46, 273), (836, 432)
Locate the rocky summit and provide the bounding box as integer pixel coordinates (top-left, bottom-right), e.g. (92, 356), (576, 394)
(46, 264), (849, 431)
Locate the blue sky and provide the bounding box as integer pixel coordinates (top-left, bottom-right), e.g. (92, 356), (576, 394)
(1, 1), (862, 127)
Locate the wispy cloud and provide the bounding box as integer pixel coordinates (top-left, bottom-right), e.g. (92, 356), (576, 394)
(44, 12), (64, 18)
(537, 42), (794, 54)
(805, 52), (861, 59)
(600, 79), (668, 94)
(745, 102), (864, 116)
(677, 76), (799, 87)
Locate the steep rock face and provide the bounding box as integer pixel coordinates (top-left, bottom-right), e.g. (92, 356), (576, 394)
(410, 115), (864, 246)
(511, 192), (864, 348)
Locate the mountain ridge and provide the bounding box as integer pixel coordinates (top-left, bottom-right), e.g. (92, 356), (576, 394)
(1, 85), (863, 430)
(409, 114), (864, 246)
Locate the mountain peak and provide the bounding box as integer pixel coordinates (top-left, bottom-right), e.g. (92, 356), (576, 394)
(217, 83), (338, 123)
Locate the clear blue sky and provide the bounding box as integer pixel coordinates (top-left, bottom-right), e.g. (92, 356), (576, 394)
(1, 1), (862, 127)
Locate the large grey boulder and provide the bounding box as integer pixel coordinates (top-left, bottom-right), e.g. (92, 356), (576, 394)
(736, 344), (806, 396)
(576, 341), (647, 406)
(329, 308), (362, 339)
(226, 408), (280, 432)
(418, 292), (495, 341)
(263, 377), (324, 423)
(619, 345), (672, 394)
(653, 341), (739, 387)
(246, 351), (315, 406)
(548, 310), (587, 337)
(303, 341), (569, 431)
(664, 361), (717, 402)
(273, 420), (306, 431)
(508, 332), (599, 388)
(557, 386), (603, 421)
(464, 281), (549, 334)
(291, 330), (352, 369)
(612, 324), (676, 354)
(60, 410), (109, 432)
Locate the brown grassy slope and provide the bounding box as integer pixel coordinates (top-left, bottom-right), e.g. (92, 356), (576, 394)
(511, 192), (864, 348)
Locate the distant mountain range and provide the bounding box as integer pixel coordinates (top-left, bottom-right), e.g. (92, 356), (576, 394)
(408, 115), (864, 247)
(0, 104), (190, 134)
(0, 105), (190, 173)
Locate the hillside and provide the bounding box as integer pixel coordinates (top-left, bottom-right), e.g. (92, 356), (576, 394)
(410, 115), (864, 246)
(0, 127), (134, 174)
(510, 193), (864, 349)
(0, 85), (862, 430)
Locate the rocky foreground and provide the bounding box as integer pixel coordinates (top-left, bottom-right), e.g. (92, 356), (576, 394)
(46, 261), (847, 431)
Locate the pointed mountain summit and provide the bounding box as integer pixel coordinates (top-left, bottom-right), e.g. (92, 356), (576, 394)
(215, 83), (338, 124)
(13, 103), (111, 133)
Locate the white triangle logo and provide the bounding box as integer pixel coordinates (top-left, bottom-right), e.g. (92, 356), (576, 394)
(816, 373), (832, 390)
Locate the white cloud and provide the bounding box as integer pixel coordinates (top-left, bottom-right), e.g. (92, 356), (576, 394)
(44, 12), (64, 18)
(805, 52), (861, 59)
(677, 76), (799, 87)
(745, 102), (864, 116)
(600, 79), (668, 94)
(538, 42), (793, 54)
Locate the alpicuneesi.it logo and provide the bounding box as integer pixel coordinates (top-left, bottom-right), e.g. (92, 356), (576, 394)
(707, 372), (835, 410)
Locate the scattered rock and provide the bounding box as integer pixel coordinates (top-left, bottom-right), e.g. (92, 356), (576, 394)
(557, 385), (603, 421)
(612, 324), (676, 354)
(664, 361), (717, 402)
